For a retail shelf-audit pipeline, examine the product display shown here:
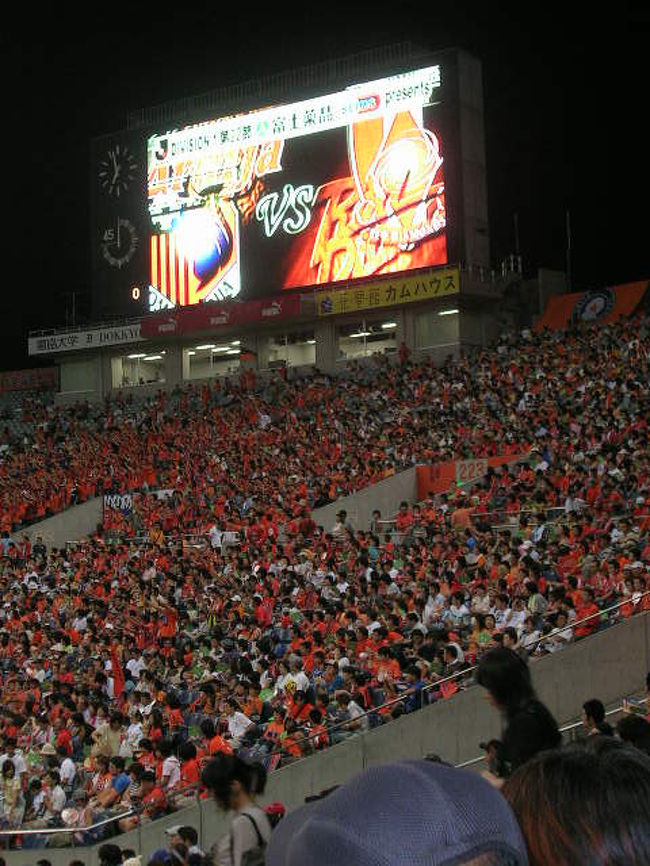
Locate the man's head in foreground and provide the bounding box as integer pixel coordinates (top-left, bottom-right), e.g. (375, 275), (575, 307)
(266, 759), (528, 866)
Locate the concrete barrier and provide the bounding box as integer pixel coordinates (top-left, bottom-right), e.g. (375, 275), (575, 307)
(17, 461), (416, 554)
(5, 612), (646, 866)
(312, 466), (419, 532)
(20, 497), (103, 550)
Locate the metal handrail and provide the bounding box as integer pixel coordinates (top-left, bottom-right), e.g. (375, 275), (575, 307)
(5, 608), (641, 845)
(251, 664), (478, 765)
(455, 704), (626, 769)
(524, 590), (650, 655)
(260, 597), (650, 761)
(0, 808), (135, 838)
(559, 705), (624, 735)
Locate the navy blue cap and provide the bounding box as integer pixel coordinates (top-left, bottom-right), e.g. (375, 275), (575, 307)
(147, 850), (172, 866)
(266, 759), (528, 866)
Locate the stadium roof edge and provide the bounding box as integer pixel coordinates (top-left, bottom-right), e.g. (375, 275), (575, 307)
(124, 41), (460, 133)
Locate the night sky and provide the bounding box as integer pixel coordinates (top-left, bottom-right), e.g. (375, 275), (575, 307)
(1, 4), (648, 371)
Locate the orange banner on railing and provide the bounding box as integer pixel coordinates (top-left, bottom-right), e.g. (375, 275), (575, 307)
(536, 281), (648, 331)
(416, 453), (528, 499)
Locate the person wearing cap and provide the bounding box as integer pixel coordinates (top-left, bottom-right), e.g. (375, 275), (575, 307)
(331, 511), (352, 541)
(165, 824), (184, 847)
(166, 825), (205, 859)
(147, 850), (173, 866)
(266, 759), (528, 866)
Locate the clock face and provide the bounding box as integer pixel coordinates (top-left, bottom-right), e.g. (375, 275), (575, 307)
(98, 144), (138, 197)
(101, 217), (138, 268)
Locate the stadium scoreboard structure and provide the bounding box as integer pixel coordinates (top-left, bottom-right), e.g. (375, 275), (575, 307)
(90, 47), (489, 319)
(31, 47), (498, 399)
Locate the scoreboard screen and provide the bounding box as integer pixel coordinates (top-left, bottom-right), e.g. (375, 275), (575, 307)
(145, 64), (449, 311)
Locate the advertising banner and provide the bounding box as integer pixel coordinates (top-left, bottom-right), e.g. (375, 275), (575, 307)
(140, 294), (303, 338)
(535, 281), (648, 331)
(315, 266), (458, 316)
(146, 64), (450, 310)
(28, 323), (143, 356)
(103, 494), (134, 514)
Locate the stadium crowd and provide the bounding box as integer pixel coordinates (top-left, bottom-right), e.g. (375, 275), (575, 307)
(0, 312), (649, 851)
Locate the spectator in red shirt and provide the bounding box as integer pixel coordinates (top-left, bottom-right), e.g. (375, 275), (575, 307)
(574, 588), (601, 638)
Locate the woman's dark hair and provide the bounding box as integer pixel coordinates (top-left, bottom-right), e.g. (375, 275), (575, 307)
(476, 648), (534, 715)
(503, 742), (650, 865)
(201, 754), (267, 810)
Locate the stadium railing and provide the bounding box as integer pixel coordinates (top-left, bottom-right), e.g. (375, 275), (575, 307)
(455, 704), (628, 770)
(1, 594), (647, 850)
(252, 590), (650, 765)
(0, 809), (135, 852)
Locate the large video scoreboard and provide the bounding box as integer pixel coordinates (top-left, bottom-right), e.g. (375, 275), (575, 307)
(91, 51), (486, 319)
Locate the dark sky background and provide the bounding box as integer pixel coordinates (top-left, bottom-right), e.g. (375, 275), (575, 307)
(1, 3), (648, 371)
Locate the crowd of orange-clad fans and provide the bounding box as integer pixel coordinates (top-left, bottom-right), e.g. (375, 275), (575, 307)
(0, 313), (649, 851)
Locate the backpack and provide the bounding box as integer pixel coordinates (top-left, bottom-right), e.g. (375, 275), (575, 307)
(230, 811), (267, 866)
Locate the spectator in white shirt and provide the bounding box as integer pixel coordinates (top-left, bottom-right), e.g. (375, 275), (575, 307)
(470, 584), (492, 616)
(57, 746), (76, 792)
(124, 713), (144, 753)
(544, 611), (574, 652)
(336, 691), (369, 733)
(443, 592), (471, 632)
(520, 617), (541, 652)
(43, 769), (67, 822)
(492, 593), (511, 628)
(208, 524), (223, 550)
(505, 597), (527, 632)
(72, 612), (88, 632)
(0, 738), (27, 786)
(423, 584), (446, 626)
(223, 700), (253, 747)
(126, 654), (147, 680)
(158, 739), (181, 791)
(288, 658), (310, 693)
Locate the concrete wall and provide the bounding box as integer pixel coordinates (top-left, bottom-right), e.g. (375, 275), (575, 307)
(21, 497), (103, 550)
(312, 466), (419, 532)
(8, 612), (647, 866)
